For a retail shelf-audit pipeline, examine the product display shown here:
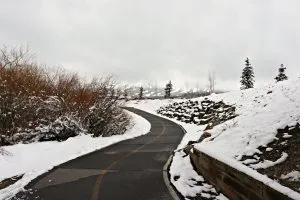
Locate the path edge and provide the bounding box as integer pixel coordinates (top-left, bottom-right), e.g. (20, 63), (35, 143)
(163, 155), (181, 200)
(163, 123), (187, 200)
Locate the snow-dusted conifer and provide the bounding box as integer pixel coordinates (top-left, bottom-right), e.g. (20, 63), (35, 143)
(139, 87), (144, 99)
(164, 81), (173, 98)
(275, 64), (288, 82)
(240, 57), (255, 90)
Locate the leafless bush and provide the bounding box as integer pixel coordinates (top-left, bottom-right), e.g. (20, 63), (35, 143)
(0, 45), (33, 69)
(0, 46), (130, 146)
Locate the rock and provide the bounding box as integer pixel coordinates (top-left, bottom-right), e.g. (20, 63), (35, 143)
(183, 145), (194, 155)
(278, 126), (289, 134)
(0, 135), (12, 146)
(204, 123), (214, 131)
(288, 123), (300, 135)
(156, 99), (237, 137)
(199, 118), (211, 125)
(203, 113), (214, 119)
(187, 140), (197, 145)
(198, 132), (212, 143)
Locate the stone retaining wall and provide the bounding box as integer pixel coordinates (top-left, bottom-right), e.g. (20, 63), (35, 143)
(190, 148), (293, 200)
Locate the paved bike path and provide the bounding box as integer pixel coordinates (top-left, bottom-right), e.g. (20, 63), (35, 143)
(14, 108), (184, 200)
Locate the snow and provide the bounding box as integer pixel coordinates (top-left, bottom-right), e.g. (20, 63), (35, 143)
(0, 110), (151, 200)
(283, 133), (293, 138)
(266, 147), (273, 151)
(195, 80), (300, 159)
(281, 171), (300, 182)
(170, 149), (228, 200)
(127, 78), (300, 199)
(170, 151), (205, 197)
(250, 152), (288, 169)
(242, 159), (258, 165)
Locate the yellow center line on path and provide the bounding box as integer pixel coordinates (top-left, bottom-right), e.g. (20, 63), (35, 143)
(90, 120), (167, 200)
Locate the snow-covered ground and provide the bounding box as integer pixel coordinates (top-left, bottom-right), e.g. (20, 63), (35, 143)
(193, 79), (300, 161)
(281, 171), (300, 182)
(127, 78), (300, 199)
(0, 111), (151, 200)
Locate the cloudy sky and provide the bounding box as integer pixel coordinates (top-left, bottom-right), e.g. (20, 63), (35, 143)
(1, 0), (300, 90)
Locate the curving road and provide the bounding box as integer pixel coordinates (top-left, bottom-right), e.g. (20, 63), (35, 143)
(13, 108), (185, 200)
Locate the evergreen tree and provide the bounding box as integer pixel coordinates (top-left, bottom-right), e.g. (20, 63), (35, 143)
(139, 87), (144, 99)
(240, 57), (255, 89)
(275, 64), (288, 82)
(164, 81), (173, 98)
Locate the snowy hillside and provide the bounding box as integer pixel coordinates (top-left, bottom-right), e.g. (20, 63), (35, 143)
(129, 78), (300, 159)
(127, 78), (300, 199)
(194, 79), (300, 158)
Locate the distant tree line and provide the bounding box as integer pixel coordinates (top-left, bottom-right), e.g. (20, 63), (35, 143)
(122, 57), (290, 100)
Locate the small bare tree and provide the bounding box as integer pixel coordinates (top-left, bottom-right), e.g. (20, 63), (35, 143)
(185, 80), (189, 92)
(0, 45), (33, 69)
(154, 79), (158, 97)
(208, 71), (216, 94)
(122, 84), (129, 100)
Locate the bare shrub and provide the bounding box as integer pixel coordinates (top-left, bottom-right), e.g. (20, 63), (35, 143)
(0, 46), (130, 146)
(0, 45), (33, 69)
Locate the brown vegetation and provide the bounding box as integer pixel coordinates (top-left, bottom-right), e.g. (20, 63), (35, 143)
(0, 46), (130, 146)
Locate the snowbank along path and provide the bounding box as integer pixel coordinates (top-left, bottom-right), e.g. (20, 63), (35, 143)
(11, 108), (185, 200)
(0, 110), (150, 199)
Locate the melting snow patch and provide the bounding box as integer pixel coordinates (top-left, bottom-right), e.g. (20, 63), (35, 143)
(281, 171), (300, 182)
(266, 147), (273, 152)
(242, 159), (258, 165)
(170, 150), (228, 200)
(250, 152), (288, 169)
(283, 133), (293, 138)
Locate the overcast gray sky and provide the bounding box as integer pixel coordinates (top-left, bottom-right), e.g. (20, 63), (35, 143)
(1, 0), (300, 90)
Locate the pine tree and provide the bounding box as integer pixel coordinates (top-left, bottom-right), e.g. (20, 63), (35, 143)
(164, 81), (173, 98)
(139, 87), (144, 99)
(240, 57), (255, 90)
(275, 64), (288, 82)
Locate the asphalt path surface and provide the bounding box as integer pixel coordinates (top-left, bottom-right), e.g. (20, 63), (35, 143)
(13, 108), (185, 200)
